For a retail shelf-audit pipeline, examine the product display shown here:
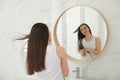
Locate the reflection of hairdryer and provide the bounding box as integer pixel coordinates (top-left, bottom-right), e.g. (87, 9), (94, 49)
(79, 40), (93, 58)
(79, 44), (90, 53)
(79, 42), (92, 58)
(86, 51), (93, 58)
(79, 42), (84, 50)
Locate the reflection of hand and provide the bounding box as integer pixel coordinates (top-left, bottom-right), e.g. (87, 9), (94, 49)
(81, 52), (85, 57)
(80, 48), (86, 57)
(83, 48), (86, 52)
(85, 48), (95, 55)
(84, 48), (90, 52)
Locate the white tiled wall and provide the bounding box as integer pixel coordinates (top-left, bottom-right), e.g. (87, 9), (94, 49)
(0, 0), (120, 80)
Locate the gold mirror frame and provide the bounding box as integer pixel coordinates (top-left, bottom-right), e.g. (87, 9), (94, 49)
(53, 6), (109, 62)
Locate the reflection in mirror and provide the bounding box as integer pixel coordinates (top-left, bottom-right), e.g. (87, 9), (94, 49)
(73, 23), (101, 60)
(54, 6), (108, 61)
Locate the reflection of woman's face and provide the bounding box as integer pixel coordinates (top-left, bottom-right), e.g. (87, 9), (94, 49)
(80, 25), (89, 35)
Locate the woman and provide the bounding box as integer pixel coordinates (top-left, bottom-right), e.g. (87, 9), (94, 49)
(74, 23), (101, 59)
(17, 23), (69, 80)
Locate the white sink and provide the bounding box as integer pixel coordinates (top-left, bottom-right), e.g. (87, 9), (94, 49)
(65, 77), (86, 80)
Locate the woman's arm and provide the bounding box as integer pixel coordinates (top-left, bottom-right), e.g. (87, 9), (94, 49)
(86, 37), (101, 55)
(56, 46), (69, 77)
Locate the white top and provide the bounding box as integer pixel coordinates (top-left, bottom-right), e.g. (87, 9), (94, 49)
(82, 37), (96, 60)
(36, 44), (64, 80)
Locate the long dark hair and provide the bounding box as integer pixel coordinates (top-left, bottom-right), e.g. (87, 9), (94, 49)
(74, 23), (92, 50)
(17, 23), (49, 75)
(74, 23), (92, 40)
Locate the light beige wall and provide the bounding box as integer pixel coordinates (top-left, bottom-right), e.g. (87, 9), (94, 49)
(0, 0), (120, 80)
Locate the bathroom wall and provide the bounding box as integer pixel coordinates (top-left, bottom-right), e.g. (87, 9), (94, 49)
(0, 0), (52, 80)
(0, 0), (120, 80)
(54, 0), (120, 80)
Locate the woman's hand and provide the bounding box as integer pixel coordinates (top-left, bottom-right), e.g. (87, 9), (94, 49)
(82, 37), (101, 55)
(84, 48), (90, 52)
(80, 48), (86, 57)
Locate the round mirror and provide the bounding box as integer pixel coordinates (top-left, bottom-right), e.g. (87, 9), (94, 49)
(54, 6), (108, 61)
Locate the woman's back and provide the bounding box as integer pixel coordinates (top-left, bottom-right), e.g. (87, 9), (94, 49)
(17, 23), (68, 79)
(36, 44), (64, 80)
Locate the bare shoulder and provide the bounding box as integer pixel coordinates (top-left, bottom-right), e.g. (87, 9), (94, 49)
(56, 46), (65, 52)
(95, 36), (101, 42)
(95, 36), (101, 46)
(56, 46), (67, 59)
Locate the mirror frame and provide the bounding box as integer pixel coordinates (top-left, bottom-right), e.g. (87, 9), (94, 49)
(53, 5), (109, 62)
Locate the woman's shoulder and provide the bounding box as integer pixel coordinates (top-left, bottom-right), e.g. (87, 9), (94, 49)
(79, 38), (85, 42)
(56, 46), (65, 52)
(94, 36), (101, 42)
(56, 46), (66, 58)
(48, 44), (65, 52)
(94, 36), (100, 39)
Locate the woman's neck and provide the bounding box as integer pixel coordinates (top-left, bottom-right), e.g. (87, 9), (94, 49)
(85, 34), (93, 41)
